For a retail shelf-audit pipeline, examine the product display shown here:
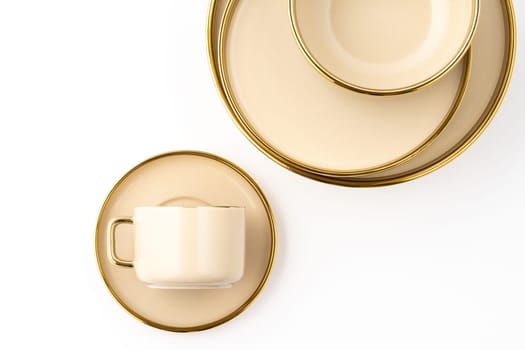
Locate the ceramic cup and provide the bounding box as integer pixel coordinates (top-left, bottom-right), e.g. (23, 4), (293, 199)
(107, 206), (245, 289)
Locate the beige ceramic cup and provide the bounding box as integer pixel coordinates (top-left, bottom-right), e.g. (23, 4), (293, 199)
(107, 206), (245, 289)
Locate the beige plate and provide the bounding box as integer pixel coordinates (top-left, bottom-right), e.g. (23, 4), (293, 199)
(289, 0), (479, 95)
(208, 0), (515, 187)
(95, 151), (276, 332)
(216, 0), (470, 177)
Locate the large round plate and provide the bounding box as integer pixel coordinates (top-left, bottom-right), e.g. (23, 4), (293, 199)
(208, 0), (515, 187)
(95, 151), (276, 331)
(216, 0), (470, 177)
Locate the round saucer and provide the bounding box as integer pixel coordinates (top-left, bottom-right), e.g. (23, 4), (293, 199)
(217, 0), (470, 177)
(208, 0), (515, 186)
(289, 0), (479, 95)
(95, 151), (276, 332)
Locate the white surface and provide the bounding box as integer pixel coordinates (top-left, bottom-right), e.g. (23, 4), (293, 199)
(0, 1), (523, 349)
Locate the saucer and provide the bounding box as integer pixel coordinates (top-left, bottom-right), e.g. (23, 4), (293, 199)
(215, 0), (470, 176)
(208, 0), (515, 186)
(289, 0), (479, 95)
(95, 151), (276, 332)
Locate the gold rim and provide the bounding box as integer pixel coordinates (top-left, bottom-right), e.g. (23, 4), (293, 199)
(289, 0), (480, 96)
(95, 150), (277, 332)
(208, 0), (516, 187)
(215, 0), (471, 177)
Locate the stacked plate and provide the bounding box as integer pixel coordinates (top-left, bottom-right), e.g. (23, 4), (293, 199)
(208, 0), (516, 187)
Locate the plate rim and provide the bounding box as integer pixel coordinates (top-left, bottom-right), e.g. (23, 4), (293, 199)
(95, 150), (277, 332)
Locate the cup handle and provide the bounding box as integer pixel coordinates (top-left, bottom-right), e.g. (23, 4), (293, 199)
(107, 217), (134, 267)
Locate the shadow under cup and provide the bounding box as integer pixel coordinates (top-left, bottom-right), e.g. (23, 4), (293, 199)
(108, 206), (246, 289)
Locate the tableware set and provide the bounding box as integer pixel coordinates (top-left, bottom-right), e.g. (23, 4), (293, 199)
(96, 0), (516, 332)
(210, 0), (515, 186)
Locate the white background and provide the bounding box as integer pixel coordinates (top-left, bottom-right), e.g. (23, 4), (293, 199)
(0, 1), (523, 349)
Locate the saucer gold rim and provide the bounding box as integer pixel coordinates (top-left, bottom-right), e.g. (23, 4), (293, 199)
(208, 0), (516, 187)
(215, 0), (471, 177)
(95, 151), (276, 332)
(288, 0), (480, 96)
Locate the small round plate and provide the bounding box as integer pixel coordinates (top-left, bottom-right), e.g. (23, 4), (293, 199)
(289, 0), (479, 95)
(95, 151), (276, 332)
(216, 0), (470, 177)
